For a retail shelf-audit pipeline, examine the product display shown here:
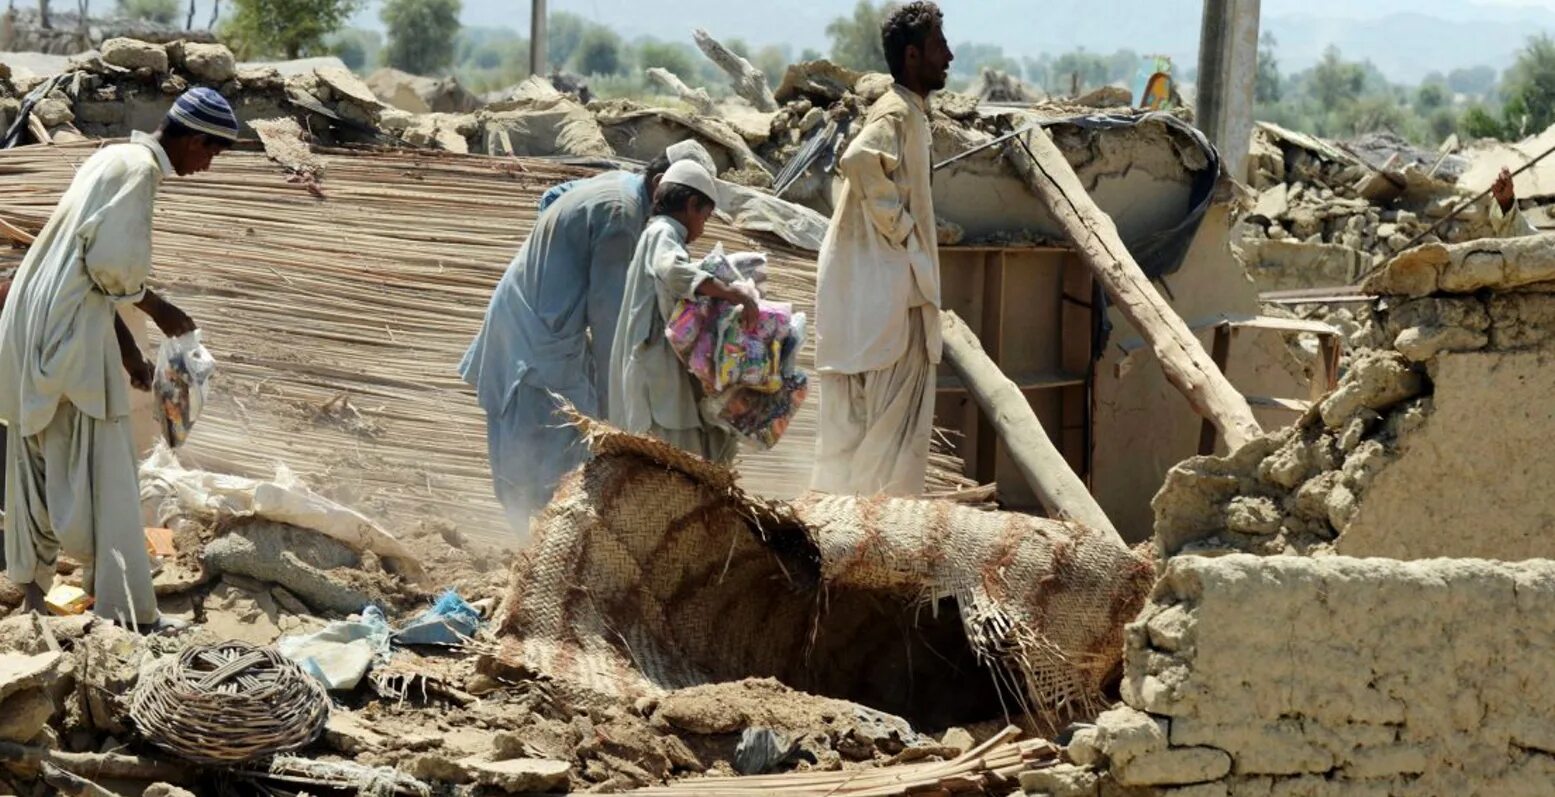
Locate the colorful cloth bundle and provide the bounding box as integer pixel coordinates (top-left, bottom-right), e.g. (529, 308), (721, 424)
(665, 247), (807, 450)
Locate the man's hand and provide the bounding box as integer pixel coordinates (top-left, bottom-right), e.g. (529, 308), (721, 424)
(1493, 166), (1517, 213)
(135, 289), (197, 338)
(124, 352), (153, 391)
(734, 281), (761, 331)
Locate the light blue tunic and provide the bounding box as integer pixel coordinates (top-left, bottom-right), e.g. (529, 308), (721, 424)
(459, 170), (651, 536)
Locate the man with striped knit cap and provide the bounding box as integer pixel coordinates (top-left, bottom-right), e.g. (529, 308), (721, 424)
(0, 88), (238, 631)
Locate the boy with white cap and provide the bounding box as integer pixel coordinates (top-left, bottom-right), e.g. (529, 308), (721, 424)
(461, 141), (719, 536)
(0, 88), (237, 630)
(610, 159), (757, 463)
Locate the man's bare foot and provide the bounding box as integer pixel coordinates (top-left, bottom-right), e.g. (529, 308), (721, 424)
(22, 583), (44, 614)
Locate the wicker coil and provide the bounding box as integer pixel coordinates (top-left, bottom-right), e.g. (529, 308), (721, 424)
(130, 640), (330, 765)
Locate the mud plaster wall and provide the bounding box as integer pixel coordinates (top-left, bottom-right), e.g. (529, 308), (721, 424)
(927, 120), (1199, 243)
(1337, 349), (1555, 560)
(1093, 206), (1312, 543)
(1114, 554), (1555, 795)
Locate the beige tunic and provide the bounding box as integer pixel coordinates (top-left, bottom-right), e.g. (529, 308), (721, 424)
(811, 85), (942, 496)
(0, 132), (170, 625)
(609, 216), (737, 464)
(1490, 200), (1538, 238)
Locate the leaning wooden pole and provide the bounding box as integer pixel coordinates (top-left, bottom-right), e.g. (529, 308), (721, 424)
(692, 28), (778, 112)
(941, 311), (1121, 543)
(1002, 127), (1262, 450)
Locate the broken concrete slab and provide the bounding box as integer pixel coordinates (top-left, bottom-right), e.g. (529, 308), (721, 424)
(463, 757), (571, 793)
(100, 38), (168, 73)
(1364, 233), (1555, 297)
(181, 43), (235, 83)
(0, 689), (56, 743)
(0, 652), (64, 706)
(367, 67), (479, 115)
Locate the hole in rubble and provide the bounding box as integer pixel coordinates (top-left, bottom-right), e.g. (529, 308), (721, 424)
(788, 590), (1010, 732)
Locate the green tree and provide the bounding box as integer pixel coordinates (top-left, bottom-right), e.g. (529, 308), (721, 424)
(637, 40), (697, 79)
(1415, 82), (1448, 114)
(954, 42), (1019, 78)
(1427, 108), (1460, 142)
(328, 27), (383, 71)
(573, 26), (623, 76)
(382, 0), (461, 75)
(1461, 105), (1508, 139)
(752, 44), (790, 86)
(547, 12), (589, 70)
(1500, 34), (1555, 139)
(1307, 46), (1365, 109)
(117, 0), (179, 25)
(221, 0), (362, 59)
(799, 47), (822, 63)
(1255, 32), (1281, 103)
(826, 0), (887, 72)
(1051, 49), (1110, 93)
(1447, 65), (1498, 97)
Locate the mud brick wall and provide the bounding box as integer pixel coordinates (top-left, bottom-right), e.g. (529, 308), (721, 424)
(1099, 555), (1555, 795)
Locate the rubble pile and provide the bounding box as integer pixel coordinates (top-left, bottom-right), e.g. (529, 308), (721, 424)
(1155, 232), (1555, 563)
(0, 441), (1046, 795)
(0, 9), (214, 56)
(1238, 122), (1513, 291)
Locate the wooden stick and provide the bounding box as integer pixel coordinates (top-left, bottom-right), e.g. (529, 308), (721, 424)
(1002, 128), (1262, 451)
(27, 113), (52, 146)
(41, 762), (126, 797)
(940, 311), (1120, 540)
(692, 28), (778, 112)
(0, 215), (34, 245)
(645, 67), (717, 116)
(0, 742), (190, 784)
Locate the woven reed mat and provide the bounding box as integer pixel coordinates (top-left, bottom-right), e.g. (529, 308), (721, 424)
(0, 141), (976, 548)
(129, 640), (330, 765)
(486, 416), (1155, 730)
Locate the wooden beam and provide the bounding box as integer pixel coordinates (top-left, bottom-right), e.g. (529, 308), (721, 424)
(1002, 127), (1262, 451)
(692, 28), (778, 112)
(645, 67), (717, 116)
(940, 310), (1121, 542)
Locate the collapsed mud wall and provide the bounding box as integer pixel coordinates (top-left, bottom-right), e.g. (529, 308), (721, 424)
(1153, 233), (1555, 561)
(1055, 555), (1555, 796)
(1236, 122), (1510, 293)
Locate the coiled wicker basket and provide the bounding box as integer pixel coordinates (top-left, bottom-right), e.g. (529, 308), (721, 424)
(129, 640), (330, 765)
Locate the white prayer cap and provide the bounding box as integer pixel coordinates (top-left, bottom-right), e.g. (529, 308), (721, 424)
(666, 139), (717, 176)
(661, 160), (718, 207)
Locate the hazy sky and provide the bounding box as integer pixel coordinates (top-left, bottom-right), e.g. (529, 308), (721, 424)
(18, 0), (1555, 80)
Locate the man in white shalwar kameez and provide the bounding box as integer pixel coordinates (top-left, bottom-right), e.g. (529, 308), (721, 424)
(0, 88), (236, 629)
(811, 2), (954, 496)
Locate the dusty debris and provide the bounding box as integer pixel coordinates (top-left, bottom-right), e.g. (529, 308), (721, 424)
(491, 417), (1155, 734)
(1162, 234), (1555, 563)
(201, 520), (377, 616)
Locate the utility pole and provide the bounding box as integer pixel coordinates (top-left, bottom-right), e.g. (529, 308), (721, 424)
(529, 0), (547, 78)
(1195, 0), (1260, 183)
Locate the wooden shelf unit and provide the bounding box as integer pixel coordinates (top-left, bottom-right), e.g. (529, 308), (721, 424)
(933, 245), (1096, 510)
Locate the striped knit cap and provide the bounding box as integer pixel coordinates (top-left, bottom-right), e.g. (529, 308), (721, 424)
(167, 87), (240, 142)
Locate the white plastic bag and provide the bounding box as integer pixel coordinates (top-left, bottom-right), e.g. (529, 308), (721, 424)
(152, 330), (215, 448)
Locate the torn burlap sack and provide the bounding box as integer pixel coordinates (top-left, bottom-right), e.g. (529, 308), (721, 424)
(486, 416), (1155, 729)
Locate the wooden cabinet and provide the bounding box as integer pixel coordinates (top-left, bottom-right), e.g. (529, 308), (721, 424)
(932, 245), (1097, 510)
